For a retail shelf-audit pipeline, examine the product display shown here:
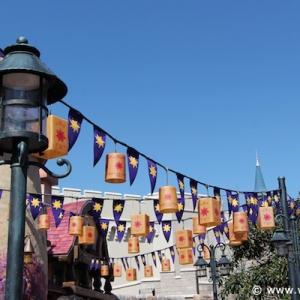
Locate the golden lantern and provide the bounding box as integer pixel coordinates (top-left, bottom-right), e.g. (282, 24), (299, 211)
(105, 152), (126, 183)
(198, 197), (221, 227)
(100, 260), (109, 277)
(233, 212), (248, 234)
(38, 213), (50, 230)
(193, 216), (206, 235)
(78, 225), (96, 245)
(257, 206), (275, 231)
(178, 248), (193, 265)
(130, 214), (150, 236)
(144, 265), (153, 277)
(161, 258), (171, 271)
(32, 115), (68, 159)
(113, 263), (122, 277)
(159, 185), (178, 213)
(175, 229), (193, 249)
(69, 215), (84, 236)
(126, 268), (137, 281)
(128, 236), (140, 254)
(228, 221), (243, 246)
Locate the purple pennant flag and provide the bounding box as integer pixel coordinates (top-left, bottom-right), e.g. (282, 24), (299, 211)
(99, 219), (110, 237)
(0, 49), (4, 61)
(273, 190), (280, 213)
(192, 237), (196, 255)
(245, 192), (258, 225)
(127, 147), (139, 186)
(116, 221), (126, 242)
(135, 256), (140, 270)
(94, 259), (99, 270)
(141, 254), (146, 266)
(219, 212), (226, 234)
(28, 193), (42, 220)
(93, 125), (106, 167)
(68, 108), (83, 151)
(113, 200), (125, 223)
(51, 196), (64, 227)
(153, 199), (163, 224)
(267, 191), (273, 206)
(288, 196), (295, 216)
(162, 220), (172, 242)
(90, 259), (95, 271)
(147, 159), (157, 194)
(157, 250), (162, 263)
(231, 193), (239, 213)
(176, 196), (185, 223)
(151, 251), (157, 267)
(0, 189), (3, 199)
(198, 233), (206, 248)
(121, 258), (127, 270)
(91, 198), (103, 223)
(223, 222), (229, 240)
(176, 173), (185, 200)
(226, 190), (233, 217)
(146, 222), (155, 243)
(169, 246), (175, 263)
(190, 179), (198, 211)
(295, 204), (300, 216)
(213, 227), (221, 243)
(55, 209), (65, 228)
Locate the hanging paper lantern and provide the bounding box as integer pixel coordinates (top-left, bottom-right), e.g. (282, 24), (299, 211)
(233, 212), (248, 234)
(161, 258), (171, 271)
(159, 185), (178, 213)
(126, 268), (137, 281)
(105, 152), (126, 183)
(198, 198), (221, 227)
(78, 225), (96, 245)
(100, 261), (109, 277)
(144, 265), (153, 277)
(113, 263), (122, 277)
(175, 229), (193, 249)
(193, 217), (206, 235)
(203, 246), (210, 260)
(32, 115), (68, 159)
(38, 213), (50, 230)
(130, 214), (150, 236)
(257, 206), (275, 231)
(69, 215), (84, 236)
(178, 248), (193, 265)
(228, 221), (242, 246)
(128, 236), (140, 254)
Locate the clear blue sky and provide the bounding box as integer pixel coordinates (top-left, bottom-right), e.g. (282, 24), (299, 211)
(2, 1), (300, 200)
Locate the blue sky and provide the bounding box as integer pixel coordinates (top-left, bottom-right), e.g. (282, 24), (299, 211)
(2, 1), (300, 201)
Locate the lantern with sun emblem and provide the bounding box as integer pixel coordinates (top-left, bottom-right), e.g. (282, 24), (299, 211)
(32, 115), (68, 159)
(105, 152), (126, 183)
(126, 268), (137, 281)
(178, 248), (193, 265)
(130, 214), (150, 236)
(161, 257), (171, 271)
(198, 197), (221, 227)
(38, 213), (50, 230)
(113, 263), (122, 277)
(144, 265), (153, 277)
(175, 229), (193, 249)
(159, 185), (178, 213)
(228, 221), (244, 245)
(100, 259), (109, 277)
(78, 225), (96, 245)
(257, 206), (275, 230)
(193, 216), (206, 235)
(128, 236), (140, 254)
(69, 215), (84, 236)
(233, 211), (248, 234)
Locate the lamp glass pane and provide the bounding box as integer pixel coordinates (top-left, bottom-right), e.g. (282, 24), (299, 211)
(3, 73), (40, 90)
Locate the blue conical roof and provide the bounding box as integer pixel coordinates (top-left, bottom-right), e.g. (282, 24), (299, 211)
(254, 152), (267, 192)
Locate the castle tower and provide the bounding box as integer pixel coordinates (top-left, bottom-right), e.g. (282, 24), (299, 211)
(254, 151), (267, 192)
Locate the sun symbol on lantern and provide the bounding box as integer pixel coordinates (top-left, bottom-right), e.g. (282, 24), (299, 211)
(180, 254), (185, 260)
(263, 214), (271, 221)
(164, 194), (171, 201)
(56, 129), (66, 143)
(127, 272), (132, 277)
(178, 236), (184, 242)
(88, 232), (93, 238)
(214, 208), (219, 216)
(134, 221), (142, 228)
(115, 162), (123, 169)
(201, 207), (209, 217)
(71, 222), (77, 227)
(129, 242), (132, 247)
(239, 218), (245, 224)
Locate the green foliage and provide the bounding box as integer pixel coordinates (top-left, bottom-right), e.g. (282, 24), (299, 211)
(219, 223), (289, 300)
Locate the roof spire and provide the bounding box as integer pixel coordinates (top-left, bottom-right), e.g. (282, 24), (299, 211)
(254, 151), (267, 192)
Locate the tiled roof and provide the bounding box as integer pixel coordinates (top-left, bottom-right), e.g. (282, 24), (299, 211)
(47, 200), (91, 256)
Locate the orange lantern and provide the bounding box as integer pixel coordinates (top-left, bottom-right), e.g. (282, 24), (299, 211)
(198, 198), (221, 227)
(159, 185), (178, 213)
(101, 261), (109, 277)
(144, 265), (153, 277)
(69, 215), (84, 236)
(78, 225), (96, 245)
(38, 213), (50, 230)
(32, 115), (68, 159)
(126, 268), (137, 281)
(257, 206), (275, 231)
(128, 236), (140, 254)
(178, 248), (193, 265)
(203, 246), (210, 260)
(193, 217), (206, 235)
(233, 212), (248, 234)
(113, 263), (122, 277)
(130, 214), (150, 236)
(228, 221), (242, 246)
(105, 152), (126, 183)
(175, 229), (193, 249)
(161, 258), (171, 271)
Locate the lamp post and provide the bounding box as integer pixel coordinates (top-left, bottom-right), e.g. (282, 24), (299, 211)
(271, 176), (300, 300)
(194, 242), (231, 300)
(0, 37), (71, 300)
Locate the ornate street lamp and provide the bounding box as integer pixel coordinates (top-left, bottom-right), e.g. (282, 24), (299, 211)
(0, 37), (71, 300)
(194, 243), (231, 300)
(270, 177), (300, 300)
